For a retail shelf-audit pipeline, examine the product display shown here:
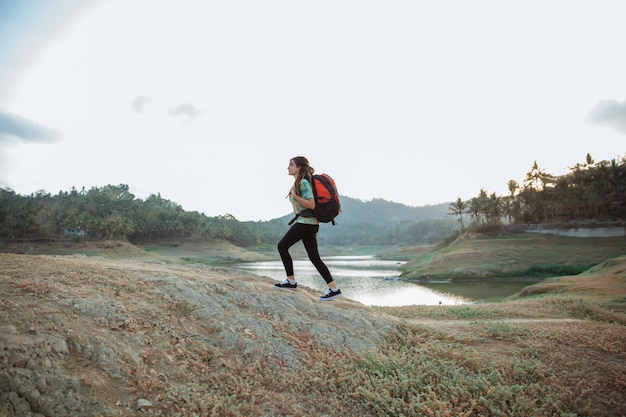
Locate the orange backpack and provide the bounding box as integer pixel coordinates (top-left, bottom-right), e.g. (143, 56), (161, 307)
(289, 173), (341, 225)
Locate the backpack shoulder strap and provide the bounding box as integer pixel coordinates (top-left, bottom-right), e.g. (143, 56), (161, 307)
(307, 174), (320, 201)
(291, 175), (317, 222)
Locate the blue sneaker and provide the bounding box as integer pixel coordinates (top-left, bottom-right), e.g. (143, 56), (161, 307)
(320, 288), (342, 301)
(274, 279), (297, 291)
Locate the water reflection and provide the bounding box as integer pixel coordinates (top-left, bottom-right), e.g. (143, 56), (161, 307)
(237, 255), (468, 307)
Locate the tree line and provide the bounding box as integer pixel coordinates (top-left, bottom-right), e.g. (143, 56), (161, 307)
(448, 154), (626, 229)
(0, 184), (455, 248)
(0, 184), (264, 245)
(5, 154), (618, 248)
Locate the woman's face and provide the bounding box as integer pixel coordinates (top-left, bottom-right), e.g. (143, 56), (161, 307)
(288, 160), (299, 176)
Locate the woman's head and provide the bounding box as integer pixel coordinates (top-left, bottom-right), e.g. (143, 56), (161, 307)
(289, 156), (315, 196)
(289, 156), (315, 177)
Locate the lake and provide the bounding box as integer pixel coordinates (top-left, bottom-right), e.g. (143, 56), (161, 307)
(237, 255), (541, 307)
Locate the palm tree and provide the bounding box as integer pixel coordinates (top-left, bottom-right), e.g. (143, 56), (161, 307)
(448, 198), (466, 230)
(475, 189), (491, 225)
(591, 160), (611, 219)
(466, 197), (483, 226)
(485, 192), (504, 225)
(524, 161), (555, 192)
(506, 180), (520, 223)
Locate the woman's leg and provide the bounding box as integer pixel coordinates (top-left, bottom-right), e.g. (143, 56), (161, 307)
(301, 225), (337, 288)
(277, 223), (310, 278)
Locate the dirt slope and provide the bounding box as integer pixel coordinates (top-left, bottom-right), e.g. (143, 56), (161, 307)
(0, 253), (392, 416)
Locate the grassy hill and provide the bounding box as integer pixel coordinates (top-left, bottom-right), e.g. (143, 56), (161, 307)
(395, 231), (626, 280)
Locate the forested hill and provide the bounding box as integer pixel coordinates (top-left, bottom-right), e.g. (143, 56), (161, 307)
(0, 185), (456, 248)
(338, 196), (450, 223)
(275, 196), (450, 224)
(269, 196), (456, 246)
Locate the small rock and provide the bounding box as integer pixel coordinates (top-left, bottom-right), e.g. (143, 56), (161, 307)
(0, 325), (18, 335)
(136, 398), (153, 410)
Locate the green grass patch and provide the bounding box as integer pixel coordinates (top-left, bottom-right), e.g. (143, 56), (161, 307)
(524, 263), (594, 277)
(397, 233), (626, 280)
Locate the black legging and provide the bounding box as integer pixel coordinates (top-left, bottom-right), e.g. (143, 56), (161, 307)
(278, 223), (334, 284)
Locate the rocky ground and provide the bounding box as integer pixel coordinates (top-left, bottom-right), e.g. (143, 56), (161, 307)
(0, 253), (392, 416)
(1, 249), (625, 416)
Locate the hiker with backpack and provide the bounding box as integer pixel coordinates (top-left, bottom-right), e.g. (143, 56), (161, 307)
(274, 156), (342, 301)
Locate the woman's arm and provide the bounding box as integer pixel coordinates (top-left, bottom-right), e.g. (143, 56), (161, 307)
(290, 186), (315, 209)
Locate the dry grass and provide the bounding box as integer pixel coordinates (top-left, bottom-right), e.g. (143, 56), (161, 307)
(102, 315), (626, 417)
(1, 244), (626, 416)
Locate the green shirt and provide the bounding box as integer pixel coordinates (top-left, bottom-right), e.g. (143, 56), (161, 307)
(290, 179), (318, 225)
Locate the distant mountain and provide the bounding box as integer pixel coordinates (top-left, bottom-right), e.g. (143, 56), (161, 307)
(337, 196), (451, 223)
(276, 196), (451, 224)
(272, 196), (456, 247)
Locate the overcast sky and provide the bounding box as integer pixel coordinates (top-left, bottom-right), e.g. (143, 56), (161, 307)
(1, 0), (625, 221)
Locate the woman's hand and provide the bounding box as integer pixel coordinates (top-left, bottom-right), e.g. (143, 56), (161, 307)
(289, 184), (314, 209)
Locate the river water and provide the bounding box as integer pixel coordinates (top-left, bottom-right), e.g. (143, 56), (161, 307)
(237, 255), (540, 307)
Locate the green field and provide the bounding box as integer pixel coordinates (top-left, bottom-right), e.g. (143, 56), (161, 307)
(394, 232), (626, 280)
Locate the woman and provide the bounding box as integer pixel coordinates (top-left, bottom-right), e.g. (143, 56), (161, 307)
(274, 156), (342, 301)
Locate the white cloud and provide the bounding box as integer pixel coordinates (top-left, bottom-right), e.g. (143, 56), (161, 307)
(131, 95), (153, 114)
(587, 99), (626, 135)
(167, 103), (202, 122)
(0, 110), (62, 143)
